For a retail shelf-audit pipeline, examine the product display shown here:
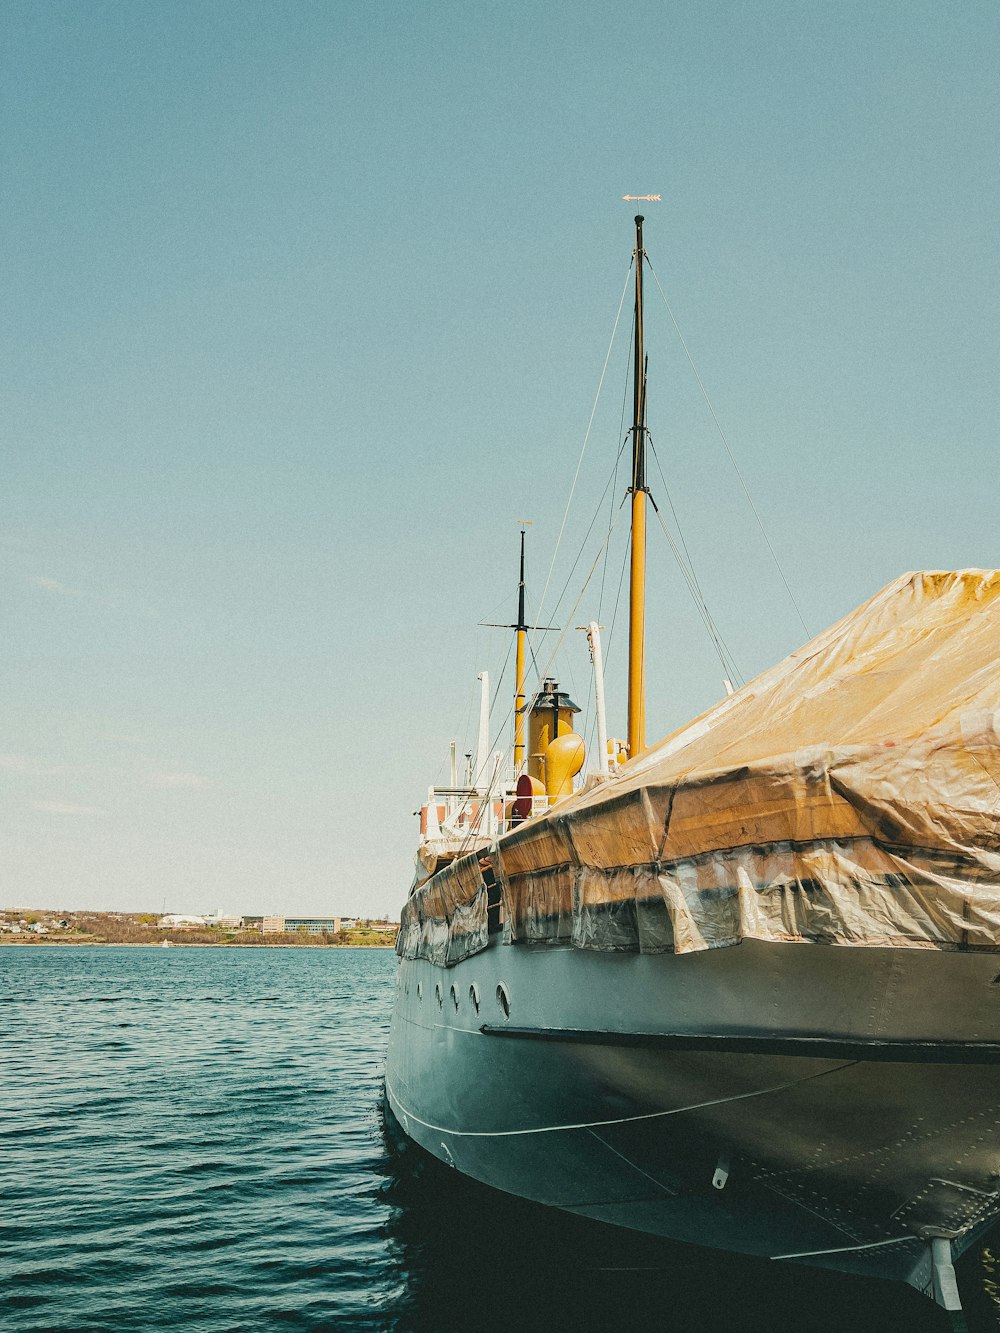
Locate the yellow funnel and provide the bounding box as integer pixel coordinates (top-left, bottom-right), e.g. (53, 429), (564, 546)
(528, 678), (581, 783)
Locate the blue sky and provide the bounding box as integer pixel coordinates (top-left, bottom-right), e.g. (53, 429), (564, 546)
(3, 1), (998, 917)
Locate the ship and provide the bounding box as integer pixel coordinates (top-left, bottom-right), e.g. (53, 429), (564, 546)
(385, 213), (1000, 1319)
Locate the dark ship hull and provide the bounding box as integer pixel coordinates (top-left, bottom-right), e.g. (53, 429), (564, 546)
(386, 937), (1000, 1306)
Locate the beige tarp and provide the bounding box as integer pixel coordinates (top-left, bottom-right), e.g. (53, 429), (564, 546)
(398, 571), (1000, 965)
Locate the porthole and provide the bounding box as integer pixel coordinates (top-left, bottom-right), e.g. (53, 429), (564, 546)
(496, 982), (511, 1019)
(435, 983), (443, 1009)
(450, 984), (459, 1010)
(469, 983), (480, 1013)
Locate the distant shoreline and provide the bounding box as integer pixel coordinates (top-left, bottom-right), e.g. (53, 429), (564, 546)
(0, 940), (397, 949)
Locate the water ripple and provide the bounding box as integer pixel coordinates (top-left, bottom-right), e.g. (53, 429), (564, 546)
(3, 945), (998, 1331)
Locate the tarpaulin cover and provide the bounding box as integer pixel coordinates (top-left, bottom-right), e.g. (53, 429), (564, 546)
(398, 571), (1000, 966)
(397, 851), (489, 966)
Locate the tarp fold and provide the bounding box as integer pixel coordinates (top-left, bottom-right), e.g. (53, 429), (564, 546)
(398, 571), (1000, 966)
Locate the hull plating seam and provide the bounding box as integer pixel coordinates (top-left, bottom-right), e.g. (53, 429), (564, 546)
(585, 1127), (678, 1196)
(480, 1024), (1000, 1064)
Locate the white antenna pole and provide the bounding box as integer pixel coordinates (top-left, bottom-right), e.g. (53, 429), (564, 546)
(476, 672), (490, 790)
(587, 622), (610, 777)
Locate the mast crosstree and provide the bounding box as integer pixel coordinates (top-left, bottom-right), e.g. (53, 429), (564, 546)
(481, 524), (557, 776)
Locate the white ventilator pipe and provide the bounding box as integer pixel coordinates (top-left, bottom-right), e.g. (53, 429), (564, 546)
(587, 622), (610, 777)
(476, 671), (490, 791)
(424, 786), (440, 839)
(488, 751), (504, 836)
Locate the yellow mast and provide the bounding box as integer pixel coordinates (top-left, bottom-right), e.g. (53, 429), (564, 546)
(627, 214), (648, 758)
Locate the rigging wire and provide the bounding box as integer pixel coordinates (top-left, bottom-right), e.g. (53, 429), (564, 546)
(451, 635), (520, 858)
(647, 434), (744, 686)
(597, 322), (635, 623)
(517, 440), (630, 758)
(603, 521), (632, 667)
(527, 508), (627, 708)
(646, 259), (811, 639)
(489, 634), (515, 719)
(534, 262), (633, 638)
(650, 500), (742, 686)
(435, 573), (517, 800)
(478, 583), (525, 628)
(434, 671), (479, 789)
(534, 438), (629, 662)
(447, 638), (516, 856)
(488, 505), (628, 767)
(647, 435), (706, 611)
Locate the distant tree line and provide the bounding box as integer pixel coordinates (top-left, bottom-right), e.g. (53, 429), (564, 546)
(0, 911), (397, 947)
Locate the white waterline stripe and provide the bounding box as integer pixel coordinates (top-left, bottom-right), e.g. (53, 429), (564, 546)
(384, 1061), (855, 1141)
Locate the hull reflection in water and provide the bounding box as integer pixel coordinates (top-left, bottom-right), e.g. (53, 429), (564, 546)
(379, 1098), (963, 1333)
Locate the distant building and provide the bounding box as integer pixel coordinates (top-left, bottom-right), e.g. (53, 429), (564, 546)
(284, 917), (342, 935)
(201, 907), (242, 928)
(250, 915), (347, 935)
(158, 914), (206, 930)
(239, 914), (394, 935)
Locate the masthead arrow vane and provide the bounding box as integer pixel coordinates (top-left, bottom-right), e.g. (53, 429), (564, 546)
(623, 194), (661, 202)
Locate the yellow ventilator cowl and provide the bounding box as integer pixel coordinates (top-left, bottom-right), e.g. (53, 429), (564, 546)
(544, 732), (585, 805)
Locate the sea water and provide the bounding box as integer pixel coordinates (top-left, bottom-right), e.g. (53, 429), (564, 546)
(2, 945), (996, 1332)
